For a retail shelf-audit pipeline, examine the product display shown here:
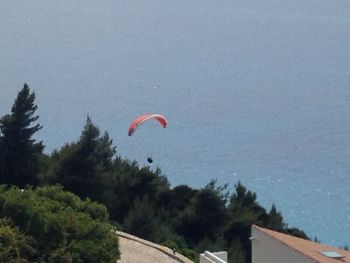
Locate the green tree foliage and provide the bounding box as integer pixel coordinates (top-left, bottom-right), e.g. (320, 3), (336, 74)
(177, 182), (229, 246)
(228, 181), (260, 215)
(228, 238), (246, 263)
(0, 218), (38, 262)
(123, 196), (164, 241)
(161, 185), (197, 229)
(285, 227), (309, 239)
(264, 204), (285, 230)
(0, 185), (120, 262)
(105, 159), (170, 223)
(0, 84), (44, 187)
(52, 116), (116, 200)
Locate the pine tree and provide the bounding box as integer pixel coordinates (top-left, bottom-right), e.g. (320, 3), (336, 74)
(229, 238), (246, 263)
(266, 204), (285, 230)
(0, 84), (44, 187)
(55, 116), (116, 200)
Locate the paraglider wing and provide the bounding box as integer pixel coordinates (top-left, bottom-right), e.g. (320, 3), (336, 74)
(128, 113), (168, 136)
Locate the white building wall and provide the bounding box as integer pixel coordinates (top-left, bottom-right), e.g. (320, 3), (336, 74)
(211, 251), (227, 262)
(200, 251), (227, 263)
(251, 227), (315, 263)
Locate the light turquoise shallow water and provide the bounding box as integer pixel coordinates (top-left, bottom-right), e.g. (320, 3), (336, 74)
(1, 0), (350, 246)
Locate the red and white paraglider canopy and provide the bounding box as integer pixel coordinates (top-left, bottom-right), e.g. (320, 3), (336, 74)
(128, 113), (168, 136)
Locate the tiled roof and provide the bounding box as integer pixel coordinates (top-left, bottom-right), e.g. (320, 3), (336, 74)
(252, 225), (350, 263)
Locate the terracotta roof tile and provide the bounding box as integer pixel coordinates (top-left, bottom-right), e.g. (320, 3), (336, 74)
(252, 225), (350, 263)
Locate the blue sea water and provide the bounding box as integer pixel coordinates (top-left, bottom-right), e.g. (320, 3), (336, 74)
(0, 0), (350, 247)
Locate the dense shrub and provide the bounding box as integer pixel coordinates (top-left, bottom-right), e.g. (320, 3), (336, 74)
(0, 185), (119, 262)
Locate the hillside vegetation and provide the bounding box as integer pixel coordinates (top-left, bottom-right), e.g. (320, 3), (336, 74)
(0, 84), (308, 263)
